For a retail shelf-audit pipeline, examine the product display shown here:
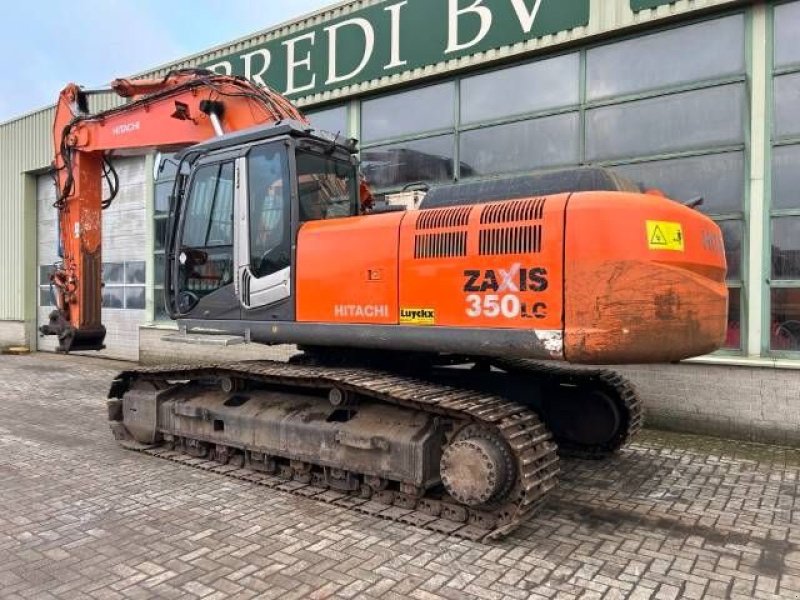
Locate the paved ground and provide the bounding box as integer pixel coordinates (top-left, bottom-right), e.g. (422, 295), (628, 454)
(1, 354), (800, 600)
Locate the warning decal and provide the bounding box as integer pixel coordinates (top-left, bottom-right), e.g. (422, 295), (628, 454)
(646, 221), (684, 252)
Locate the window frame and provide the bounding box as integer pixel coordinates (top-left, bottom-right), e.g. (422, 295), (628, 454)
(765, 0), (800, 357)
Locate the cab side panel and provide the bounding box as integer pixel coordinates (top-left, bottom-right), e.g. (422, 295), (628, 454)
(296, 212), (403, 324)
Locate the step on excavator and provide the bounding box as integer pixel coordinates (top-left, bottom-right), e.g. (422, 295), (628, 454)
(41, 69), (728, 540)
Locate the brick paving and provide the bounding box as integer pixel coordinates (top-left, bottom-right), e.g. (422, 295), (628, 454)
(1, 353), (799, 600)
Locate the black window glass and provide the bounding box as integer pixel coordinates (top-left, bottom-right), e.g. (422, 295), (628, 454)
(718, 220), (743, 281)
(586, 84), (745, 161)
(362, 135), (455, 190)
(183, 165), (219, 248)
(178, 161), (235, 300)
(208, 163), (234, 246)
(459, 113), (580, 177)
(773, 145), (800, 211)
(154, 254), (165, 288)
(39, 265), (55, 286)
(775, 1), (800, 69)
(296, 151), (358, 222)
(461, 53), (579, 124)
(248, 144), (291, 278)
(774, 73), (800, 139)
(39, 288), (55, 307)
(125, 261), (145, 284)
(614, 152), (744, 215)
(125, 287), (146, 310)
(154, 218), (168, 251)
(362, 83), (454, 143)
(772, 217), (800, 280)
(102, 287), (124, 309)
(587, 15), (744, 101)
(723, 287), (741, 350)
(771, 288), (800, 351)
(155, 182), (171, 216)
(103, 263), (124, 284)
(307, 105), (347, 136)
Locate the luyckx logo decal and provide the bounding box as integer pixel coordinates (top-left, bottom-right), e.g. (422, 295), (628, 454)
(400, 308), (435, 326)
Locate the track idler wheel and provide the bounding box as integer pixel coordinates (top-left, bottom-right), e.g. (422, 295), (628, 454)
(439, 427), (515, 507)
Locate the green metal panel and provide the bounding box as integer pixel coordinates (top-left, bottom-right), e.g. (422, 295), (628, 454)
(631, 0), (678, 11)
(133, 0), (742, 108)
(198, 0), (590, 99)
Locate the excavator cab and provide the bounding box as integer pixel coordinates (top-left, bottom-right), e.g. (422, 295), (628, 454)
(165, 121), (360, 322)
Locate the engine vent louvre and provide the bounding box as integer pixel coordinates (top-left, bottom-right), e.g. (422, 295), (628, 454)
(416, 206), (473, 230)
(415, 231), (468, 259)
(480, 198), (545, 224)
(479, 225), (542, 256)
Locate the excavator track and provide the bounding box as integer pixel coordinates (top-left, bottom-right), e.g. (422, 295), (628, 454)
(491, 359), (644, 459)
(108, 360), (560, 541)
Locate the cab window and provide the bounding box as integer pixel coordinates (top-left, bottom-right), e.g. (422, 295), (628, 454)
(248, 144), (291, 278)
(296, 151), (358, 222)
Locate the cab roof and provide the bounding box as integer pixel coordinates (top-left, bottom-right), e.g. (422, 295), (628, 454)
(177, 119), (356, 160)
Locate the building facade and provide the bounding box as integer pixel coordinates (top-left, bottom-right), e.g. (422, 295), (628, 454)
(1, 0), (799, 443)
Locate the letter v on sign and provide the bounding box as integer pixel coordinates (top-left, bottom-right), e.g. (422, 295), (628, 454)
(510, 0), (544, 34)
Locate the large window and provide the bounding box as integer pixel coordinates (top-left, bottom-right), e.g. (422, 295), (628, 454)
(361, 82), (457, 191)
(770, 1), (800, 352)
(306, 104), (348, 136)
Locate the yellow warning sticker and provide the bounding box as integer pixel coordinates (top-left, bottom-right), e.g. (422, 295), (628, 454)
(646, 221), (684, 252)
(400, 308), (436, 326)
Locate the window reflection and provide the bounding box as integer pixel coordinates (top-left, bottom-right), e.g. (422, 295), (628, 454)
(362, 136), (456, 189)
(774, 73), (800, 139)
(772, 217), (800, 280)
(461, 54), (579, 124)
(586, 84), (745, 161)
(460, 114), (580, 176)
(614, 152), (744, 215)
(718, 221), (742, 282)
(248, 145), (291, 278)
(587, 15), (744, 101)
(102, 287), (125, 309)
(307, 105), (348, 136)
(775, 1), (800, 69)
(103, 263), (124, 284)
(362, 83), (454, 143)
(772, 145), (800, 211)
(771, 288), (800, 351)
(724, 288), (741, 350)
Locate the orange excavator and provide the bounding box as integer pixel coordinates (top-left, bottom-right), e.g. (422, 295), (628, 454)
(42, 69), (728, 540)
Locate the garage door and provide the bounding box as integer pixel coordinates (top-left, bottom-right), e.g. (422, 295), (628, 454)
(37, 157), (148, 361)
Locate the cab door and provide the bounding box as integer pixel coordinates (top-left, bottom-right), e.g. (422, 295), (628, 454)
(173, 158), (239, 320)
(235, 142), (294, 321)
